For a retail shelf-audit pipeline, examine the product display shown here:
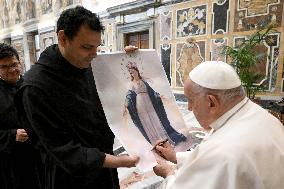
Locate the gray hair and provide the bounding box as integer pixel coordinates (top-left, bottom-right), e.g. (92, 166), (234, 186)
(191, 82), (245, 104)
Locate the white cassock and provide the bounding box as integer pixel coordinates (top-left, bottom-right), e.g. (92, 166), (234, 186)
(161, 97), (284, 189)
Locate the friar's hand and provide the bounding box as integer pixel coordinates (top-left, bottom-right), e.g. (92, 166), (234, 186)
(124, 45), (138, 53)
(116, 154), (140, 168)
(103, 153), (139, 168)
(16, 129), (29, 142)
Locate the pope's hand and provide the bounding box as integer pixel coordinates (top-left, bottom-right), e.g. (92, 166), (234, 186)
(153, 140), (177, 164)
(153, 160), (175, 178)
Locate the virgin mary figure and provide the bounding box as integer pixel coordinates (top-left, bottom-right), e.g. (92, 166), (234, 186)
(123, 62), (186, 145)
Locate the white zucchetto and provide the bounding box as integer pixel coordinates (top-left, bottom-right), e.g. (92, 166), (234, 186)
(189, 61), (241, 90)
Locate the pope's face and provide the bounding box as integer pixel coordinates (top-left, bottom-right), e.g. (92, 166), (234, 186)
(184, 79), (213, 130)
(60, 24), (101, 69)
(0, 56), (21, 84)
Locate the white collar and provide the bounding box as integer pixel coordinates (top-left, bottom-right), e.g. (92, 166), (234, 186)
(209, 97), (249, 132)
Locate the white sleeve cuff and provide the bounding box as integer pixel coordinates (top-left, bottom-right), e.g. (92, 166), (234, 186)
(176, 151), (191, 168)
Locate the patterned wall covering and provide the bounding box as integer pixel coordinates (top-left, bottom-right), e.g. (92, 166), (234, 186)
(27, 33), (37, 65)
(11, 38), (25, 70)
(158, 0), (284, 96)
(0, 0), (36, 27)
(263, 33), (280, 91)
(212, 0), (229, 34)
(161, 44), (171, 83)
(0, 0), (283, 97)
(175, 39), (205, 87)
(0, 0), (77, 30)
(1, 0), (34, 27)
(282, 64), (284, 92)
(172, 0), (191, 3)
(27, 0), (37, 19)
(234, 0), (282, 32)
(42, 0), (75, 14)
(176, 4), (207, 38)
(210, 38), (227, 62)
(53, 0), (74, 14)
(41, 0), (53, 14)
(160, 11), (172, 41)
(233, 33), (280, 92)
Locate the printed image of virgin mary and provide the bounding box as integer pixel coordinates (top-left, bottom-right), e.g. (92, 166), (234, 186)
(123, 62), (186, 145)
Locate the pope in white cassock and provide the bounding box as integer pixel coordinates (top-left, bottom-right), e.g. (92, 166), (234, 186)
(153, 61), (284, 189)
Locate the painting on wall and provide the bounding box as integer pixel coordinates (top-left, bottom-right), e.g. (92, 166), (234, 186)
(161, 43), (171, 83)
(282, 60), (284, 92)
(13, 0), (25, 24)
(41, 0), (53, 15)
(12, 39), (25, 71)
(27, 34), (37, 66)
(212, 0), (229, 34)
(210, 38), (227, 62)
(175, 38), (205, 87)
(0, 0), (10, 29)
(26, 0), (36, 20)
(234, 0), (282, 32)
(0, 0), (37, 27)
(176, 4), (207, 38)
(234, 33), (280, 91)
(263, 33), (280, 91)
(160, 11), (172, 41)
(54, 0), (73, 12)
